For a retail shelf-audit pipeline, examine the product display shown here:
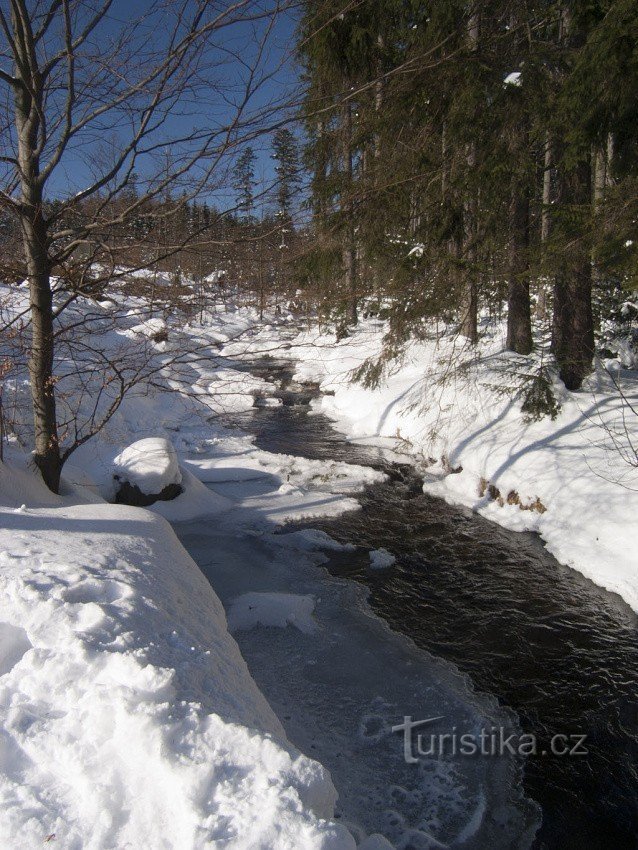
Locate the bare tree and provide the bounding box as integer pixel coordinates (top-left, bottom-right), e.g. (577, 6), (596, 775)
(0, 0), (285, 491)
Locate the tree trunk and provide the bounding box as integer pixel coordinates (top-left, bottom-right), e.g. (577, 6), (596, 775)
(507, 180), (533, 354)
(538, 134), (553, 321)
(460, 9), (479, 344)
(460, 141), (478, 344)
(22, 214), (60, 491)
(551, 10), (594, 390)
(12, 7), (62, 492)
(342, 98), (357, 326)
(552, 158), (594, 390)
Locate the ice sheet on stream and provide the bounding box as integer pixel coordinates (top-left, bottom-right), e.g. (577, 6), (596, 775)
(177, 516), (541, 850)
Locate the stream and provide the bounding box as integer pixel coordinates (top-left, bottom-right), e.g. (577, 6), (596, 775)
(215, 358), (638, 850)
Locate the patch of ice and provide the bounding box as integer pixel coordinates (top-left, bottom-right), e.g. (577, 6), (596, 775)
(227, 592), (319, 634)
(369, 548), (396, 570)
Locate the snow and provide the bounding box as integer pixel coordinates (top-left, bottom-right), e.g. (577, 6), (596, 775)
(206, 367), (278, 413)
(0, 281), (546, 846)
(504, 71), (522, 86)
(369, 548), (396, 570)
(112, 436), (181, 494)
(280, 528), (356, 553)
(227, 592), (319, 634)
(0, 460), (353, 849)
(287, 318), (638, 613)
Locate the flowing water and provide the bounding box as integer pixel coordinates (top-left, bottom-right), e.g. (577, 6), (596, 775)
(218, 358), (638, 850)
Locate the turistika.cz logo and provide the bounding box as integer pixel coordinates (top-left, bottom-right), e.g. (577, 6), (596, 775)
(391, 715), (589, 763)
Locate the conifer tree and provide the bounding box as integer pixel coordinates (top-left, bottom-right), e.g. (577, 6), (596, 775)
(271, 128), (301, 225)
(233, 147), (257, 219)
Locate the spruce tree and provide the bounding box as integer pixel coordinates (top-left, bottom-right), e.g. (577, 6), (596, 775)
(233, 147), (257, 219)
(271, 128), (301, 225)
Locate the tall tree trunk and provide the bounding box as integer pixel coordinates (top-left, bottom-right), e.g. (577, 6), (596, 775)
(507, 180), (533, 354)
(552, 157), (594, 390)
(506, 10), (533, 355)
(342, 98), (357, 326)
(370, 33), (384, 297)
(460, 140), (478, 344)
(13, 6), (62, 492)
(537, 135), (553, 321)
(551, 10), (594, 390)
(460, 10), (479, 344)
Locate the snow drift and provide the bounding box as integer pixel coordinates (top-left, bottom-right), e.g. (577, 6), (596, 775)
(0, 461), (354, 849)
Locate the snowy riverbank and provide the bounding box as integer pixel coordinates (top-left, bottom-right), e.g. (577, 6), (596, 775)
(0, 288), (359, 847)
(4, 283), (633, 846)
(281, 318), (638, 613)
(0, 287), (540, 848)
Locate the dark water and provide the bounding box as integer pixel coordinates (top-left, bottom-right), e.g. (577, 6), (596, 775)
(225, 359), (638, 850)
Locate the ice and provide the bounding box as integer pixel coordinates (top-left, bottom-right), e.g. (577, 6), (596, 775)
(227, 592), (319, 634)
(369, 548), (396, 570)
(179, 515), (540, 849)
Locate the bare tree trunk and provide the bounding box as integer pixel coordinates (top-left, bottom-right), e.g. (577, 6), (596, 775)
(460, 139), (478, 344)
(370, 33), (384, 297)
(552, 157), (594, 390)
(507, 179), (533, 354)
(12, 4), (62, 492)
(591, 134), (614, 332)
(551, 10), (594, 390)
(537, 136), (553, 321)
(460, 10), (479, 344)
(506, 9), (532, 355)
(342, 98), (357, 326)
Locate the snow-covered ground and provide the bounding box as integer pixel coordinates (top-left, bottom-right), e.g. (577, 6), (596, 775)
(279, 318), (638, 613)
(0, 460), (355, 849)
(0, 285), (540, 847)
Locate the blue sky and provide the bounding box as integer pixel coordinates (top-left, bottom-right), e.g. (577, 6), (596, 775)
(39, 1), (303, 211)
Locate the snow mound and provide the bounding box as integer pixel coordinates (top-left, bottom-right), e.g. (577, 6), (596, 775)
(207, 367), (276, 413)
(369, 548), (397, 570)
(0, 463), (353, 850)
(129, 316), (167, 339)
(227, 592), (319, 635)
(112, 436), (181, 495)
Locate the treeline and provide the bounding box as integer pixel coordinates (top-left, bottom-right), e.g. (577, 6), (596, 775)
(297, 0), (638, 389)
(0, 128), (306, 310)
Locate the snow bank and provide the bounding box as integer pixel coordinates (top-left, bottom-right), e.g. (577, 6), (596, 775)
(0, 461), (354, 849)
(207, 367), (277, 413)
(288, 320), (638, 612)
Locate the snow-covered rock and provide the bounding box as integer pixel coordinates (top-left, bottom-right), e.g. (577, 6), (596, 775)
(112, 437), (182, 504)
